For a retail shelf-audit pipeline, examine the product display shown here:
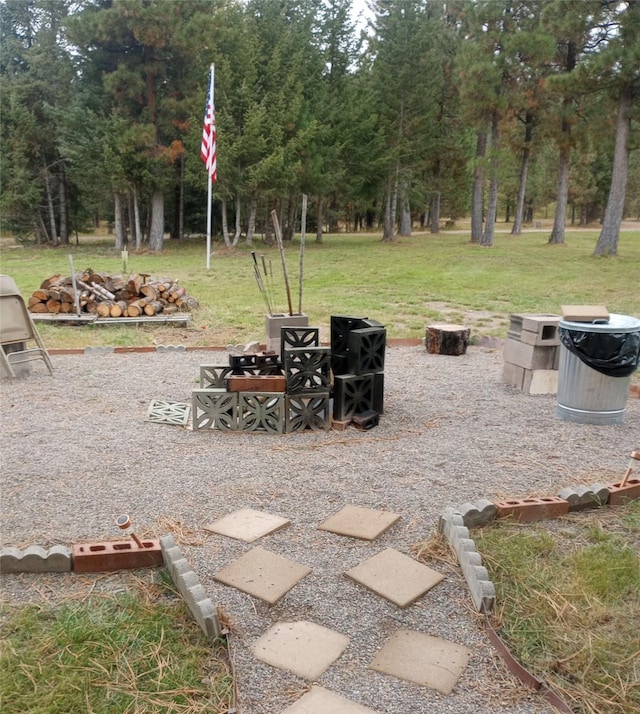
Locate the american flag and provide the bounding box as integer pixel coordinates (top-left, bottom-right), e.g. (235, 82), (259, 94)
(200, 67), (217, 182)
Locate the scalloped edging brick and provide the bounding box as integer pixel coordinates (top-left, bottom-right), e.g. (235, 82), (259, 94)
(160, 534), (221, 640)
(0, 545), (71, 573)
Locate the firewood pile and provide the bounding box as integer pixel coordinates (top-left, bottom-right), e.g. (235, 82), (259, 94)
(28, 269), (199, 318)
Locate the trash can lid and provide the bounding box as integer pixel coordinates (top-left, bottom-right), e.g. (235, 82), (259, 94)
(559, 313), (640, 333)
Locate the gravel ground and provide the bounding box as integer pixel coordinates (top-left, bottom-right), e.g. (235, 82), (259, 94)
(1, 344), (638, 714)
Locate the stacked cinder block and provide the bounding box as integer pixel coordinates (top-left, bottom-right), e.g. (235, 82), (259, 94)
(193, 327), (331, 433)
(503, 313), (560, 394)
(331, 315), (386, 426)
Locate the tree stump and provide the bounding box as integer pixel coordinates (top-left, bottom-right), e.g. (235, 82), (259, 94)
(426, 323), (470, 355)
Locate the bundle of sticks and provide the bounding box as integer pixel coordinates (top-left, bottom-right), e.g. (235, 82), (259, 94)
(251, 197), (307, 317)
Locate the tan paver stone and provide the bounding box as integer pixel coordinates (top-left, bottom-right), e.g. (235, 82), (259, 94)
(204, 508), (291, 542)
(214, 547), (311, 605)
(253, 621), (349, 681)
(345, 548), (444, 608)
(317, 505), (400, 541)
(369, 629), (471, 695)
(279, 685), (380, 713)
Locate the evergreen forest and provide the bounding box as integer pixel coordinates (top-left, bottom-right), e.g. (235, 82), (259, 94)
(1, 0), (638, 256)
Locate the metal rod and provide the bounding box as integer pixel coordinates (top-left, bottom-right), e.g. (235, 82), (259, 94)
(271, 210), (294, 316)
(251, 254), (272, 314)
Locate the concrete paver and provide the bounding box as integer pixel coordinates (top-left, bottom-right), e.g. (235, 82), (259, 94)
(214, 546), (311, 605)
(279, 686), (381, 713)
(345, 547), (444, 607)
(369, 629), (472, 695)
(317, 505), (400, 541)
(252, 621), (349, 680)
(204, 508), (290, 542)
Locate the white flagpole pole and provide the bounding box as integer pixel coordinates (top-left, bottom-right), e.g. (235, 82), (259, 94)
(206, 64), (215, 271)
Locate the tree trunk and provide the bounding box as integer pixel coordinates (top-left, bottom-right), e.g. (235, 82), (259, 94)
(470, 130), (487, 243)
(178, 152), (185, 240)
(221, 198), (231, 247)
(481, 113), (500, 247)
(399, 175), (411, 236)
(43, 155), (57, 245)
(430, 192), (441, 234)
(316, 196), (324, 243)
(511, 114), (533, 236)
(133, 186), (142, 250)
(114, 192), (125, 250)
(548, 137), (570, 244)
(285, 193), (297, 242)
(148, 189), (164, 251)
(593, 87), (632, 257)
(233, 194), (241, 247)
(58, 167), (69, 245)
(382, 166), (398, 242)
(246, 196), (257, 245)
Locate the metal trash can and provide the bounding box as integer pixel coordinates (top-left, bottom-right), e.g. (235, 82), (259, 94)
(557, 313), (640, 424)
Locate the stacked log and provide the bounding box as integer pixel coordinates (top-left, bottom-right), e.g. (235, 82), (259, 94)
(27, 270), (199, 318)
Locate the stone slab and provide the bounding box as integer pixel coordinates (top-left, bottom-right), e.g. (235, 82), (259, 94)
(523, 369), (558, 395)
(280, 686), (379, 713)
(214, 546), (311, 605)
(204, 508), (291, 542)
(345, 548), (444, 608)
(560, 305), (609, 322)
(318, 506), (400, 541)
(253, 621), (349, 681)
(369, 629), (471, 695)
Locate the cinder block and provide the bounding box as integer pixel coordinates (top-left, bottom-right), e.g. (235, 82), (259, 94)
(72, 539), (162, 572)
(608, 479), (640, 506)
(558, 483), (609, 511)
(160, 535), (221, 639)
(495, 497), (569, 522)
(519, 315), (560, 346)
(456, 499), (497, 528)
(523, 369), (558, 395)
(502, 361), (525, 389)
(503, 339), (556, 370)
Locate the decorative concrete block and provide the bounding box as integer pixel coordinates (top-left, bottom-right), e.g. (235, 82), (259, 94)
(503, 339), (556, 370)
(286, 392), (330, 432)
(0, 547), (22, 573)
(348, 327), (386, 375)
(284, 347), (331, 394)
(238, 392), (284, 433)
(0, 545), (72, 574)
(333, 374), (375, 421)
(280, 326), (319, 358)
(160, 535), (221, 639)
(558, 483), (610, 511)
(200, 365), (234, 389)
(192, 389), (238, 430)
(495, 497), (569, 523)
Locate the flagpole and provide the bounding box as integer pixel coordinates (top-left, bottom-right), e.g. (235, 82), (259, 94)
(206, 64), (215, 271)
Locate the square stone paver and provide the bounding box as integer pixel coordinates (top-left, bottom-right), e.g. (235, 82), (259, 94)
(204, 508), (291, 542)
(253, 621), (349, 681)
(369, 629), (471, 695)
(345, 548), (444, 608)
(213, 546), (311, 605)
(317, 505), (400, 541)
(279, 685), (380, 713)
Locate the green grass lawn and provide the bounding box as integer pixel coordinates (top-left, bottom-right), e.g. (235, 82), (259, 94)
(474, 501), (640, 714)
(1, 227), (639, 348)
(0, 571), (233, 714)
